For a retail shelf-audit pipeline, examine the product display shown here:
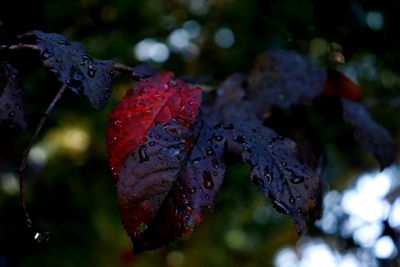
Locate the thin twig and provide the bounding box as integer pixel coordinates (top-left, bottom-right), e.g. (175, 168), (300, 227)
(18, 83), (68, 228)
(112, 61), (147, 81)
(112, 62), (133, 73)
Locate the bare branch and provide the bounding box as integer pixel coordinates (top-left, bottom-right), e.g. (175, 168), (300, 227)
(18, 83), (68, 228)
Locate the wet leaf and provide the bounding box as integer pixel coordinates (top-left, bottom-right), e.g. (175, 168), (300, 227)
(341, 98), (397, 169)
(107, 72), (201, 177)
(17, 30), (115, 109)
(264, 108), (324, 170)
(131, 64), (159, 79)
(248, 49), (327, 113)
(215, 73), (257, 121)
(0, 62), (26, 129)
(232, 122), (320, 234)
(116, 119), (225, 253)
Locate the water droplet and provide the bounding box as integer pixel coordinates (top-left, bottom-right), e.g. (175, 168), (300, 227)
(205, 147), (215, 156)
(185, 205), (193, 212)
(139, 222), (147, 233)
(203, 170), (214, 189)
(87, 65), (96, 77)
(211, 159), (219, 168)
(244, 146), (252, 153)
(281, 161), (287, 167)
(289, 197), (295, 204)
(138, 145), (149, 162)
(291, 175), (305, 184)
(72, 71), (83, 81)
(297, 208), (302, 214)
(234, 135), (245, 144)
(213, 171), (218, 176)
(189, 186), (196, 194)
(58, 40), (70, 46)
(155, 134), (161, 139)
(174, 137), (180, 142)
(82, 55), (93, 63)
(212, 134), (224, 141)
(169, 148), (180, 156)
(34, 231), (50, 243)
(192, 157), (201, 164)
(8, 111), (15, 118)
(113, 119), (122, 128)
(272, 200), (289, 214)
(41, 49), (53, 59)
(5, 103), (11, 110)
(15, 104), (20, 110)
(149, 141), (156, 146)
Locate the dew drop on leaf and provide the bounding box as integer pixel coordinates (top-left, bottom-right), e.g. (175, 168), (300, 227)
(205, 147), (215, 156)
(189, 186), (196, 194)
(234, 135), (246, 144)
(212, 134), (224, 141)
(34, 231), (51, 244)
(138, 145), (149, 162)
(291, 175), (305, 184)
(272, 200), (289, 214)
(203, 170), (214, 189)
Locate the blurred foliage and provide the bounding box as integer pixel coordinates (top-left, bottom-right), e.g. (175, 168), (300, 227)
(1, 0), (400, 266)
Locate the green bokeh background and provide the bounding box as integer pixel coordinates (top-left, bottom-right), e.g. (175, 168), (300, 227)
(1, 0), (399, 266)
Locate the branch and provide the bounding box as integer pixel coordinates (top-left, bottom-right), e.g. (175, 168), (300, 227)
(18, 83), (68, 228)
(112, 61), (150, 81)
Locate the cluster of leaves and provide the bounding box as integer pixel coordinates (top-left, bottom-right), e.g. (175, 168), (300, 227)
(0, 31), (397, 254)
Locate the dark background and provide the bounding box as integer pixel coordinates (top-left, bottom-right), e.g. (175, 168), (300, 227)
(0, 0), (399, 266)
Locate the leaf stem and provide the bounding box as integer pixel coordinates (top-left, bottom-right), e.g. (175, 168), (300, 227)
(18, 83), (68, 228)
(111, 62), (148, 81)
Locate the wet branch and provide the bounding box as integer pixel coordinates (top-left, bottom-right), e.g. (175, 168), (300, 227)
(18, 83), (68, 228)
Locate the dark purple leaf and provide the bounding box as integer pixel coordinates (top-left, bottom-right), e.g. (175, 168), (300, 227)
(18, 30), (115, 109)
(131, 64), (159, 79)
(264, 108), (324, 170)
(215, 73), (262, 122)
(341, 97), (397, 169)
(0, 62), (26, 129)
(116, 118), (226, 253)
(248, 49), (327, 113)
(232, 123), (320, 234)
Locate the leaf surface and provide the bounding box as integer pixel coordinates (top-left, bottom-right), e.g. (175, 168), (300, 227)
(341, 98), (397, 169)
(248, 49), (327, 113)
(107, 72), (201, 177)
(232, 123), (320, 233)
(0, 62), (26, 129)
(18, 30), (115, 109)
(117, 119), (225, 253)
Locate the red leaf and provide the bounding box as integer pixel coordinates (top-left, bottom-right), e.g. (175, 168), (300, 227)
(107, 72), (202, 177)
(323, 69), (361, 101)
